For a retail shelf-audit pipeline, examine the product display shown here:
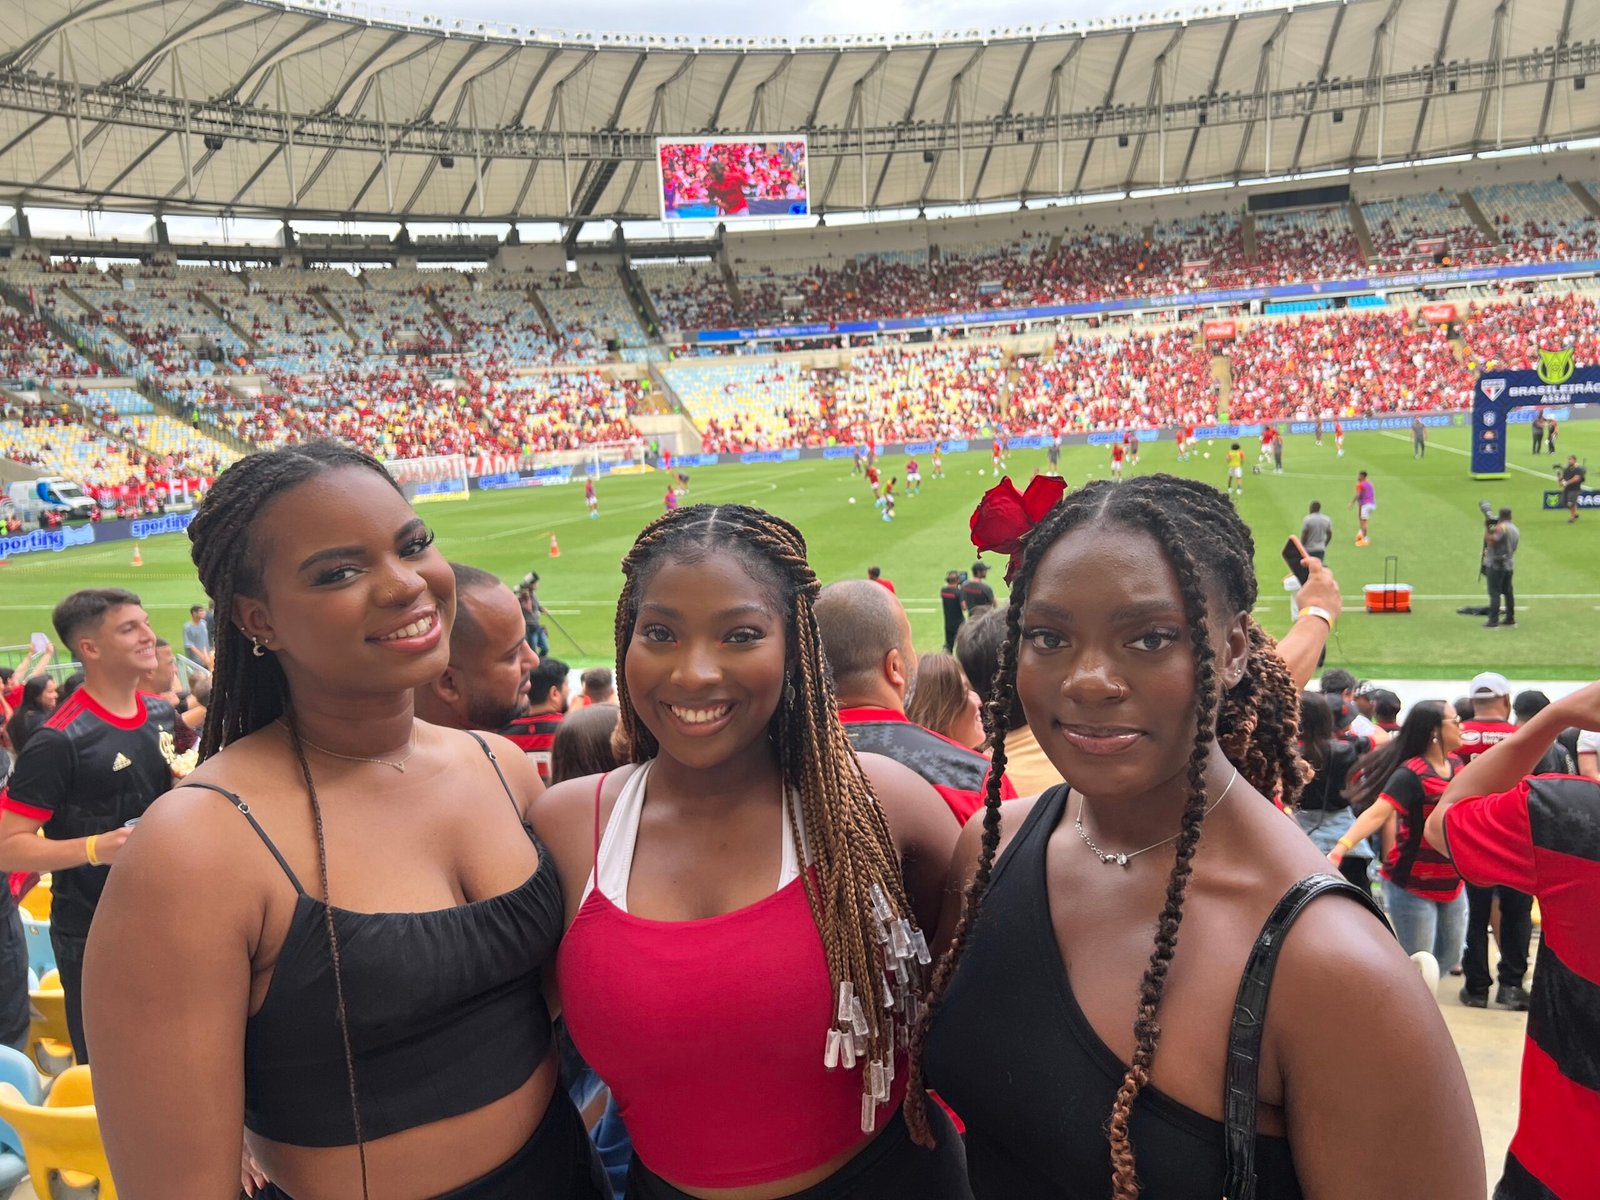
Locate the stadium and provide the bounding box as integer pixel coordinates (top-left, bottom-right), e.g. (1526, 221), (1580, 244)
(0, 0), (1598, 1194)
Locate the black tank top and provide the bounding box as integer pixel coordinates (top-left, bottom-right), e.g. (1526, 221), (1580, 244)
(188, 732), (564, 1147)
(925, 784), (1386, 1199)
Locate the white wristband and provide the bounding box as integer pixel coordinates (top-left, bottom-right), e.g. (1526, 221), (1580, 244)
(1298, 605), (1335, 628)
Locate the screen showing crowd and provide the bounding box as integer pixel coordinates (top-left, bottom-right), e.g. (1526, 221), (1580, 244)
(658, 137), (810, 221)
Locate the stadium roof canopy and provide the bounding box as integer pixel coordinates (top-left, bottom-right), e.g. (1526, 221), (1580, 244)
(0, 0), (1596, 224)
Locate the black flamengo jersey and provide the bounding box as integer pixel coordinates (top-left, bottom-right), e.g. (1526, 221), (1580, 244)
(499, 711), (565, 780)
(1, 691), (177, 938)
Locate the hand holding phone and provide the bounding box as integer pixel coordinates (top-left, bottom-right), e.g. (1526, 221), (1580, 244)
(1281, 536), (1311, 585)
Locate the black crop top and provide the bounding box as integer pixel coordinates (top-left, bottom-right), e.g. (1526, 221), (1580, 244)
(925, 784), (1386, 1199)
(189, 732), (565, 1147)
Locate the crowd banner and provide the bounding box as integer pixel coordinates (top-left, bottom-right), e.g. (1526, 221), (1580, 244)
(0, 511), (197, 560)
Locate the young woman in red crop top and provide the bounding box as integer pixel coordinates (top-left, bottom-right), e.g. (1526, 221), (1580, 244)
(535, 504), (973, 1200)
(83, 444), (606, 1200)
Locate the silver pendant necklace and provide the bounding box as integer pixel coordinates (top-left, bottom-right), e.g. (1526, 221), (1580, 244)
(1074, 767), (1240, 868)
(277, 719), (416, 773)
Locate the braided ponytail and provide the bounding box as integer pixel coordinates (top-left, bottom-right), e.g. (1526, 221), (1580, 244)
(907, 475), (1309, 1194)
(615, 504), (928, 1132)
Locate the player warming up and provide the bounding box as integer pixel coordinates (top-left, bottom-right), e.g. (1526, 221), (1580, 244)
(905, 458), (921, 495)
(1226, 442), (1245, 498)
(1350, 470), (1376, 546)
(584, 476), (599, 520)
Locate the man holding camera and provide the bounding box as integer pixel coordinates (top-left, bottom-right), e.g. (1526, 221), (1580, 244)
(1483, 506), (1518, 629)
(1559, 455), (1586, 523)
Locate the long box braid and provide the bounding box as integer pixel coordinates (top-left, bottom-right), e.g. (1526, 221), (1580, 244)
(614, 504), (930, 1130)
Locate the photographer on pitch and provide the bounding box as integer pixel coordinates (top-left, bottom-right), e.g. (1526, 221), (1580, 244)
(1482, 506), (1519, 629)
(1559, 455), (1586, 524)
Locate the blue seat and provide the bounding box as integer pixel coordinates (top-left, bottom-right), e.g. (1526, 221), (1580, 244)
(0, 1045), (43, 1199)
(21, 919), (52, 979)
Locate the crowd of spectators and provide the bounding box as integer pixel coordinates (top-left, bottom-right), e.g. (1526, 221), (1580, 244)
(1009, 329), (1219, 434)
(1227, 310), (1471, 422)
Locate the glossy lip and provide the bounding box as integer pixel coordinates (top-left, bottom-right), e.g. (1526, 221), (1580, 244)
(661, 700), (736, 737)
(368, 607), (443, 653)
(1055, 721), (1144, 756)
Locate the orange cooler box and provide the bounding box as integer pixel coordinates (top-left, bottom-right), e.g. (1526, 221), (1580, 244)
(1364, 583), (1413, 613)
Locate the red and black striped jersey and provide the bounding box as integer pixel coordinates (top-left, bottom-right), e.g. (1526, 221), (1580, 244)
(499, 711), (565, 780)
(837, 707), (1015, 825)
(1, 690), (177, 938)
(1445, 775), (1600, 1199)
(1377, 755), (1464, 900)
(1458, 718), (1519, 762)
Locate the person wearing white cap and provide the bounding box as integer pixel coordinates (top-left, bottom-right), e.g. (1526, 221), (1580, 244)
(1458, 671), (1533, 1009)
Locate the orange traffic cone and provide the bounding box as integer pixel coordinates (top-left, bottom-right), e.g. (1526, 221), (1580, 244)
(130, 544), (143, 567)
(549, 533), (560, 558)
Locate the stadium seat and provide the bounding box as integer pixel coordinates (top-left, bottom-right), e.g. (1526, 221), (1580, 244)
(0, 1046), (43, 1200)
(21, 919), (53, 981)
(18, 887), (50, 922)
(0, 1064), (115, 1200)
(27, 973), (74, 1077)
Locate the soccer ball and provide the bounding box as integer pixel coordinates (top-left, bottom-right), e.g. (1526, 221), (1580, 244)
(978, 469), (986, 476)
(848, 496), (856, 504)
(1203, 451), (1211, 459)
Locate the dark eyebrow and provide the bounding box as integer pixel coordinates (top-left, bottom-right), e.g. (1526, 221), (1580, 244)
(1024, 599), (1182, 624)
(297, 519), (426, 573)
(638, 602), (772, 620)
(298, 544), (366, 573)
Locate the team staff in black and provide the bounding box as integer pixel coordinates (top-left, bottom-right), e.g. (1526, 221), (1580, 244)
(940, 571), (966, 652)
(0, 588), (176, 1061)
(1559, 455), (1586, 523)
(960, 561), (996, 615)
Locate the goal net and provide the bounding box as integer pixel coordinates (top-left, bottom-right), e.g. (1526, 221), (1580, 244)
(382, 455), (470, 503)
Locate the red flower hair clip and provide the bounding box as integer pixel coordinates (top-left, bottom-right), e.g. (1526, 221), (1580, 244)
(969, 475), (1068, 583)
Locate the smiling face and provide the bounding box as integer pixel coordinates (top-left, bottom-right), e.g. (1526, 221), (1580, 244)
(234, 466), (455, 696)
(1014, 522), (1249, 801)
(452, 583), (539, 730)
(624, 552), (788, 772)
(80, 604), (159, 680)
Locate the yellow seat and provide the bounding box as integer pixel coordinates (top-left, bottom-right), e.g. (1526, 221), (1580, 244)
(27, 975), (74, 1078)
(18, 886), (51, 922)
(0, 1075), (115, 1200)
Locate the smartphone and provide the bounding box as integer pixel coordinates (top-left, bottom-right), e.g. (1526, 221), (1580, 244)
(1282, 536), (1311, 584)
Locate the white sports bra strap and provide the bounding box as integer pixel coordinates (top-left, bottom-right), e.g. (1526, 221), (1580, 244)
(582, 760), (800, 913)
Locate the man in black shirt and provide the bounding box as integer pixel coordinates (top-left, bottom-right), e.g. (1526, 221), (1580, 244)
(1560, 455), (1586, 523)
(0, 588), (176, 1061)
(939, 571), (965, 652)
(959, 561), (997, 616)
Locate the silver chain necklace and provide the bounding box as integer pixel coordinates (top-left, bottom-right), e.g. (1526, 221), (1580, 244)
(277, 719), (417, 773)
(1074, 767), (1240, 868)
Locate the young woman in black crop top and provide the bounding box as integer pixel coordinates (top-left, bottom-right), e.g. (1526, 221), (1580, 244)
(907, 475), (1484, 1200)
(83, 443), (606, 1200)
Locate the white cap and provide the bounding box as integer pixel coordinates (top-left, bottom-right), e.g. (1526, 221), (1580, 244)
(1469, 671), (1511, 698)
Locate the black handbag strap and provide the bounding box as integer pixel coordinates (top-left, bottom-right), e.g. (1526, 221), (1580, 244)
(1221, 875), (1389, 1200)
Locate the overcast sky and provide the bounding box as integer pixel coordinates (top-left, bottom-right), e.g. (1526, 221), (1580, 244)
(418, 0), (1156, 37)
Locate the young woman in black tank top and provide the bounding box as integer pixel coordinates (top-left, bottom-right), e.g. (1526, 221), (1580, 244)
(83, 443), (605, 1200)
(906, 475), (1484, 1200)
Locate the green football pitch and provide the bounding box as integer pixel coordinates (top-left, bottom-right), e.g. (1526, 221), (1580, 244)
(2, 421), (1596, 680)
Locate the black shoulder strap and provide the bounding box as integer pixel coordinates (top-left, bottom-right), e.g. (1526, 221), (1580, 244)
(1221, 875), (1389, 1200)
(465, 731), (531, 831)
(184, 782), (310, 897)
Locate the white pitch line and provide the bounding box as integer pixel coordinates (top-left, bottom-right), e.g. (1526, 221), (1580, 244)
(1376, 431), (1554, 480)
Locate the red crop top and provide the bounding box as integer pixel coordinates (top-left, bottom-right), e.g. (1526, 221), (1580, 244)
(555, 777), (906, 1188)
